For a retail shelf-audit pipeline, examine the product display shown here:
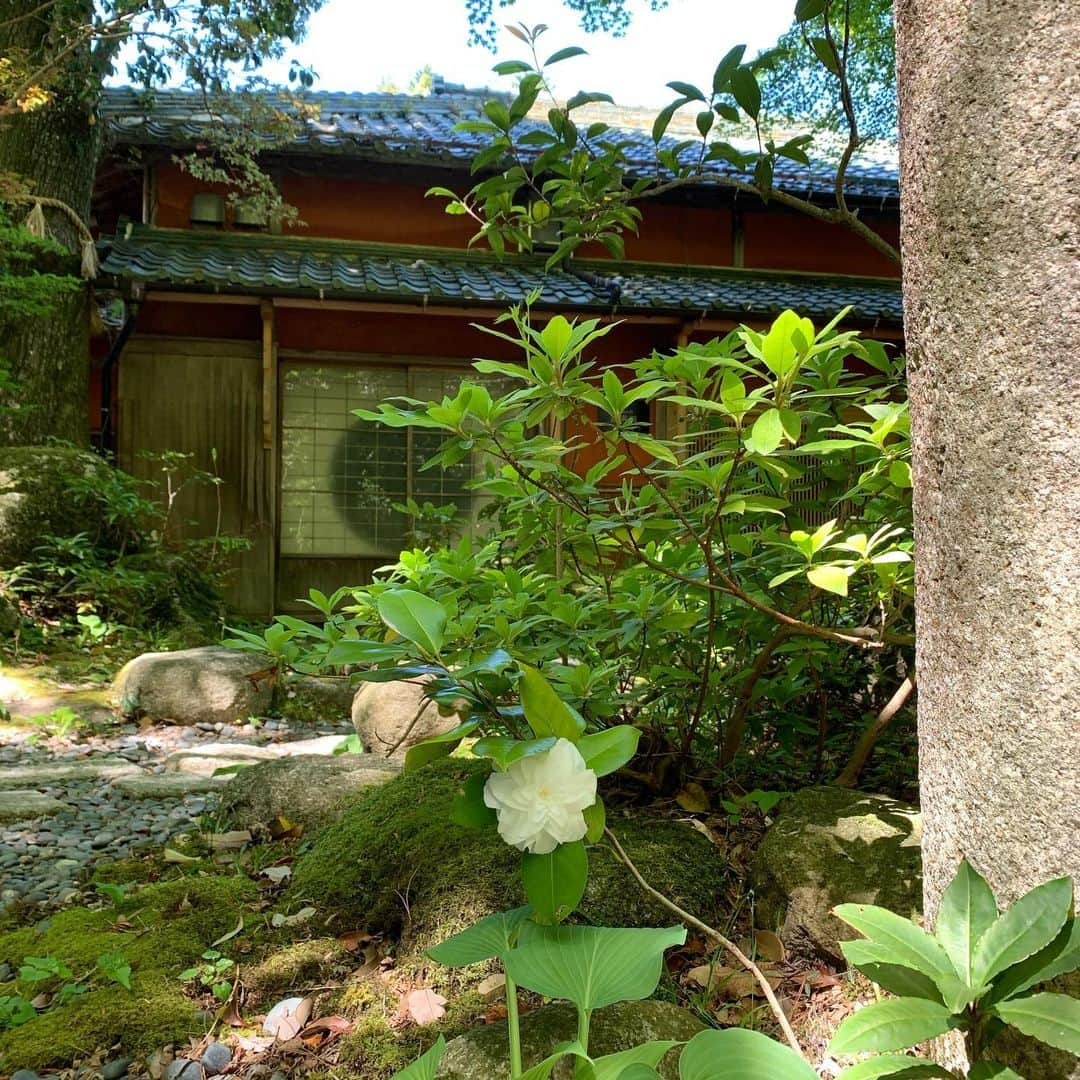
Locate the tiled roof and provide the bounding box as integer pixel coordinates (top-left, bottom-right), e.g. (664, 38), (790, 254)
(99, 227), (903, 325)
(100, 88), (899, 203)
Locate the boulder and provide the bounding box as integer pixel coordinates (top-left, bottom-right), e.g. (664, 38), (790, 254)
(112, 646), (274, 726)
(751, 786), (922, 965)
(0, 446), (111, 569)
(218, 754), (400, 832)
(436, 1001), (703, 1080)
(0, 594), (20, 635)
(351, 677), (460, 759)
(275, 673), (355, 724)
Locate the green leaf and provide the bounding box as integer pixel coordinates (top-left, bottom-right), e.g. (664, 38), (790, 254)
(449, 773), (497, 830)
(730, 68), (761, 120)
(794, 0), (827, 21)
(991, 991), (1080, 1055)
(540, 315), (573, 360)
(583, 797), (606, 842)
(828, 998), (957, 1056)
(966, 1064), (1025, 1080)
(519, 1043), (588, 1080)
(834, 904), (957, 985)
(990, 917), (1080, 1002)
(519, 665), (585, 741)
(577, 726), (640, 776)
(810, 35), (840, 75)
(403, 717), (482, 774)
(544, 46), (587, 66)
(652, 102), (679, 143)
(971, 877), (1073, 989)
(522, 841), (588, 922)
(376, 590), (446, 655)
(393, 1035), (446, 1080)
(935, 859), (999, 986)
(807, 564), (850, 596)
(427, 906), (532, 967)
(472, 735), (558, 770)
(841, 941), (946, 1003)
(889, 460), (913, 487)
(666, 81), (706, 102)
(749, 408), (785, 454)
(614, 1067), (661, 1080)
(505, 923), (686, 1010)
(712, 45), (746, 94)
(679, 1028), (818, 1080)
(581, 1041), (680, 1080)
(836, 1056), (952, 1079)
(493, 60), (534, 75)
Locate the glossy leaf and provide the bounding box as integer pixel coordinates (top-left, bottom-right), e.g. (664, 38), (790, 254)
(834, 904), (957, 984)
(989, 917), (1080, 1002)
(377, 590), (446, 655)
(472, 735), (557, 770)
(582, 1040), (680, 1080)
(750, 408), (784, 454)
(679, 1028), (818, 1080)
(449, 773), (497, 830)
(966, 1064), (1025, 1080)
(730, 68), (761, 120)
(971, 877), (1072, 989)
(935, 859), (998, 986)
(403, 717), (482, 774)
(841, 941), (945, 1004)
(505, 923), (686, 1010)
(828, 998), (957, 1055)
(522, 841), (588, 922)
(394, 1036), (445, 1080)
(427, 906), (532, 967)
(577, 725), (640, 776)
(583, 797), (606, 842)
(519, 665), (586, 741)
(836, 1055), (951, 1079)
(808, 564), (850, 596)
(991, 991), (1080, 1055)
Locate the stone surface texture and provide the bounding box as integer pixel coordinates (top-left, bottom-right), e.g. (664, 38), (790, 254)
(351, 677), (459, 759)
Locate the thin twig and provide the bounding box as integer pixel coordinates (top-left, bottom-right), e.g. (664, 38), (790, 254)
(604, 826), (806, 1061)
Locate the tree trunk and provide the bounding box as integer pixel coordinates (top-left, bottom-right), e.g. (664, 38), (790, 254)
(895, 4), (1079, 1076)
(0, 0), (101, 446)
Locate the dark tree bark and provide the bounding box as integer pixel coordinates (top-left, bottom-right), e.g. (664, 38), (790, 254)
(895, 3), (1079, 1076)
(0, 0), (100, 446)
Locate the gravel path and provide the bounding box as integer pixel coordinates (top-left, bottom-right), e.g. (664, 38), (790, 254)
(0, 709), (353, 912)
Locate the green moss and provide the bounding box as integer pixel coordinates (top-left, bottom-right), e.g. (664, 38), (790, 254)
(0, 875), (257, 1070)
(287, 759), (731, 966)
(244, 937), (352, 1006)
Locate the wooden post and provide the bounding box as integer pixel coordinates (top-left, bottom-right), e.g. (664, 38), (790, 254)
(260, 300), (276, 451)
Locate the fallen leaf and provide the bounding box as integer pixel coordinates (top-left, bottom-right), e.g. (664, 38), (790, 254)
(268, 815), (303, 840)
(234, 1033), (274, 1053)
(684, 817), (722, 846)
(164, 848), (199, 864)
(263, 995), (313, 1040)
(675, 782), (710, 813)
(406, 988), (447, 1026)
(338, 929), (374, 952)
(270, 906), (316, 928)
(30, 992), (50, 1009)
(754, 929), (786, 963)
(208, 830), (252, 851)
(485, 1003), (508, 1023)
(300, 1015), (354, 1040)
(260, 865), (292, 885)
(221, 998), (246, 1027)
(477, 973), (507, 1002)
(211, 915), (245, 947)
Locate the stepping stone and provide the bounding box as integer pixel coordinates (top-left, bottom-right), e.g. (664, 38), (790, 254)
(0, 757), (142, 789)
(0, 790), (67, 823)
(110, 773), (229, 799)
(277, 734), (349, 757)
(164, 743), (280, 776)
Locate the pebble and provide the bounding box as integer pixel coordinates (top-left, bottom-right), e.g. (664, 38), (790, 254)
(102, 1057), (132, 1079)
(201, 1041), (232, 1076)
(164, 1059), (202, 1080)
(11, 1070), (42, 1080)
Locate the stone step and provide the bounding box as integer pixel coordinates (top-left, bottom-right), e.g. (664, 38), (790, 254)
(110, 773), (229, 799)
(0, 758), (142, 790)
(164, 735), (347, 777)
(0, 790), (68, 823)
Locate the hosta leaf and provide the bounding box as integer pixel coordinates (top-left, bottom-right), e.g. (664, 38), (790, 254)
(828, 998), (957, 1055)
(427, 906), (531, 967)
(834, 904), (956, 984)
(505, 924), (685, 1011)
(522, 841), (588, 923)
(678, 1028), (818, 1080)
(935, 859), (999, 986)
(991, 991), (1080, 1055)
(966, 1064), (1026, 1080)
(836, 1055), (952, 1079)
(971, 877), (1072, 989)
(580, 1040), (680, 1080)
(394, 1036), (445, 1080)
(989, 917), (1080, 1002)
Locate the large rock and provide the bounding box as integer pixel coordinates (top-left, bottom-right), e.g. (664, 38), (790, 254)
(0, 446), (112, 569)
(275, 673), (355, 724)
(436, 1001), (703, 1080)
(112, 646), (274, 726)
(218, 753), (400, 832)
(351, 677), (459, 759)
(751, 786), (922, 965)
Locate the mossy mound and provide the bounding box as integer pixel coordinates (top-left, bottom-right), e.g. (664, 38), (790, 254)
(0, 874), (256, 1070)
(243, 937), (353, 1007)
(287, 758), (731, 963)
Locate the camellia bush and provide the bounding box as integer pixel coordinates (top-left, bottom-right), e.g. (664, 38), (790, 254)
(235, 305), (915, 789)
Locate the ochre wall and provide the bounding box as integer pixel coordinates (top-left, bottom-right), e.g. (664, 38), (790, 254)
(152, 164), (899, 278)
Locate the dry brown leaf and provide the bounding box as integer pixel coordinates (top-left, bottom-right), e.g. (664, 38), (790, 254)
(675, 782), (710, 813)
(164, 848), (199, 864)
(260, 865), (292, 885)
(406, 988), (447, 1026)
(208, 830), (252, 851)
(211, 915), (245, 947)
(477, 973), (507, 1002)
(753, 929), (786, 963)
(338, 929), (374, 953)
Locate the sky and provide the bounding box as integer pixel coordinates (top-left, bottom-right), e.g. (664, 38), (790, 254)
(258, 0), (796, 109)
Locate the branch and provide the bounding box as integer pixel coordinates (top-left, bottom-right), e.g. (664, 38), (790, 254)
(605, 827), (806, 1061)
(834, 672), (916, 788)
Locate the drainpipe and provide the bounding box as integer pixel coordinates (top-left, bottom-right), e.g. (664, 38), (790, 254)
(97, 300), (139, 455)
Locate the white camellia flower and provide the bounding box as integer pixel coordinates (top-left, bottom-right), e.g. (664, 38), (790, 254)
(483, 738), (598, 855)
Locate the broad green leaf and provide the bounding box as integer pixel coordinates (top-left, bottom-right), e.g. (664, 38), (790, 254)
(449, 773), (497, 830)
(616, 1067), (662, 1080)
(834, 904), (956, 984)
(522, 841), (588, 922)
(750, 408), (785, 454)
(472, 735), (558, 770)
(505, 923), (686, 1010)
(519, 666), (586, 741)
(325, 640), (408, 666)
(828, 998), (957, 1055)
(393, 1035), (445, 1080)
(544, 46), (587, 65)
(966, 1064), (1025, 1080)
(808, 564), (850, 596)
(427, 906), (532, 967)
(540, 315), (573, 360)
(679, 1028), (818, 1080)
(989, 917), (1080, 1002)
(841, 941), (945, 1003)
(583, 797), (606, 842)
(403, 717), (482, 774)
(376, 590), (446, 655)
(972, 877), (1073, 989)
(519, 1042), (587, 1080)
(730, 68), (761, 120)
(935, 859), (999, 986)
(582, 1040), (681, 1080)
(836, 1055), (951, 1079)
(991, 991), (1080, 1055)
(577, 726), (640, 776)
